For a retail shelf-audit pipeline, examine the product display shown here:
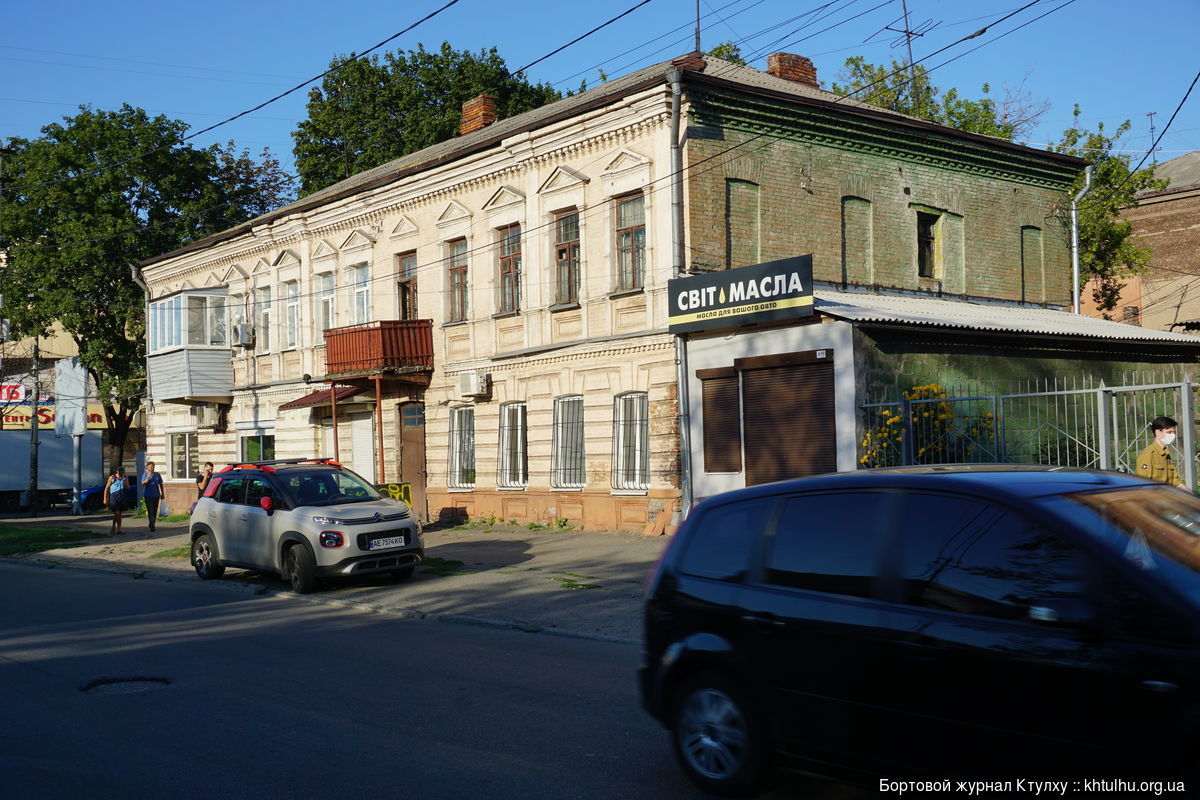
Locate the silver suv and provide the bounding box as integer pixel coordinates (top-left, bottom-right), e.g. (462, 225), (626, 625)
(189, 459), (423, 593)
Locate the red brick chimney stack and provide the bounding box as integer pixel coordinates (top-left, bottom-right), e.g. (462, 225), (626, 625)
(460, 95), (498, 135)
(766, 53), (818, 88)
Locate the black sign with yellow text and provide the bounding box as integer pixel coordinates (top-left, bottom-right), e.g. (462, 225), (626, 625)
(668, 255), (814, 334)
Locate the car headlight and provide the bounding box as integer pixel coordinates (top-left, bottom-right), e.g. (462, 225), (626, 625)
(312, 515), (345, 525)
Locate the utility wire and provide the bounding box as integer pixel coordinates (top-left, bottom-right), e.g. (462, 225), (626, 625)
(3, 0), (463, 194)
(506, 0), (657, 78)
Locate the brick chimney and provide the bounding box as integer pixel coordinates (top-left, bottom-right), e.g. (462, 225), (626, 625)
(766, 53), (818, 88)
(460, 94), (498, 135)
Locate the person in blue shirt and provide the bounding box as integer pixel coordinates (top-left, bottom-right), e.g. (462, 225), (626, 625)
(141, 461), (165, 532)
(104, 466), (130, 535)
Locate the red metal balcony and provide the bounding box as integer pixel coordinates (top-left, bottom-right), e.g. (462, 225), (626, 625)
(323, 320), (433, 378)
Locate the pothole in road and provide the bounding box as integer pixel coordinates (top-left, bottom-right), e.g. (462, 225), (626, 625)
(79, 677), (171, 695)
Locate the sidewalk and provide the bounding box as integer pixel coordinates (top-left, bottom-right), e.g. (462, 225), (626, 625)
(1, 511), (670, 643)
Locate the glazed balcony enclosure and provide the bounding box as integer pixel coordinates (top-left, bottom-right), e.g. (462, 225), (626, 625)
(322, 320), (434, 381)
(146, 290), (233, 403)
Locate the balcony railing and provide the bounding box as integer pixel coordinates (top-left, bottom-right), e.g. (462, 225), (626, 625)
(323, 320), (434, 377)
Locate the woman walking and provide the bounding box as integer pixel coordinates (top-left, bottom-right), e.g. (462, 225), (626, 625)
(104, 465), (130, 535)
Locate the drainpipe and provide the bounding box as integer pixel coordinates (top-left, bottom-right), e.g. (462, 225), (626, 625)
(131, 265), (150, 476)
(1070, 165), (1095, 314)
(667, 65), (693, 520)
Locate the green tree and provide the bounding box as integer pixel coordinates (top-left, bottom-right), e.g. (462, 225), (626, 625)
(292, 42), (561, 196)
(1050, 107), (1168, 315)
(0, 105), (288, 458)
(708, 41), (746, 66)
(213, 140), (297, 219)
(831, 56), (1047, 141)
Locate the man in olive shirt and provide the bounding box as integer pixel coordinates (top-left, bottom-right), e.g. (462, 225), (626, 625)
(1136, 416), (1190, 490)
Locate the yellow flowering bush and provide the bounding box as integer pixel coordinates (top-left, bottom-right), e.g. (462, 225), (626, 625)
(861, 384), (995, 468)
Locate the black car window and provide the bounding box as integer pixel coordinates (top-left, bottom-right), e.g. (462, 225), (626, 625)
(764, 491), (893, 598)
(215, 477), (245, 504)
(678, 497), (774, 582)
(899, 493), (1088, 620)
(244, 478), (273, 506)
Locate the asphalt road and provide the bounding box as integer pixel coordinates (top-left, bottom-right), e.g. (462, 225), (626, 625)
(0, 562), (862, 800)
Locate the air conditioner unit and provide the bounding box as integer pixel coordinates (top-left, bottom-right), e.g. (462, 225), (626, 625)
(232, 323), (256, 348)
(458, 370), (490, 398)
(193, 404), (223, 429)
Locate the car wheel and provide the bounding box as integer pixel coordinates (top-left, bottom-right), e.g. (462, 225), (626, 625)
(192, 533), (225, 580)
(284, 543), (318, 594)
(670, 672), (766, 797)
(391, 565), (415, 580)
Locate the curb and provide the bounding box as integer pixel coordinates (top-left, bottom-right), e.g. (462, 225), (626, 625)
(6, 555), (640, 646)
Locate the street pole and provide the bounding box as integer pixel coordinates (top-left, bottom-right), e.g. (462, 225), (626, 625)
(28, 337), (40, 517)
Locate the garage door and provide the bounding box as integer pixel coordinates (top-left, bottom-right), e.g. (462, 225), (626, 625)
(741, 362), (835, 485)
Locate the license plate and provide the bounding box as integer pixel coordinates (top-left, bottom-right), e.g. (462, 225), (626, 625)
(369, 535), (406, 550)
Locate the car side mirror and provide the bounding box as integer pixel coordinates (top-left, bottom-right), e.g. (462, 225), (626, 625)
(260, 496), (274, 514)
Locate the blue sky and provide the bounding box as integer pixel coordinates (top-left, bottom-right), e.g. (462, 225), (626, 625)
(4, 0), (1198, 180)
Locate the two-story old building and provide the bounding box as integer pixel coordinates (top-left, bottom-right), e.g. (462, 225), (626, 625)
(139, 52), (1200, 525)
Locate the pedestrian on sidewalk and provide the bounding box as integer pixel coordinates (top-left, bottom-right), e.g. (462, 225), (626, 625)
(141, 461), (164, 532)
(103, 466), (131, 535)
(1136, 416), (1191, 491)
(196, 462), (214, 498)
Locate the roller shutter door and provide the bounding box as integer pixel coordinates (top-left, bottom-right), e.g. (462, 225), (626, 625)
(742, 362), (835, 485)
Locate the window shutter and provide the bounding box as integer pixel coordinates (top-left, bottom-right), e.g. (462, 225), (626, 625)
(702, 375), (742, 472)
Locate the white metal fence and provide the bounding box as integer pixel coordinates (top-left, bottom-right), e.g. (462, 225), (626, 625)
(861, 381), (1197, 488)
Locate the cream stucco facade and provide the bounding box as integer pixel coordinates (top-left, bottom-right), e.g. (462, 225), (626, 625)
(140, 79), (685, 529)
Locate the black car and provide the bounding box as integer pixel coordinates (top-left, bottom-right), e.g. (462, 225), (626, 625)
(640, 465), (1200, 795)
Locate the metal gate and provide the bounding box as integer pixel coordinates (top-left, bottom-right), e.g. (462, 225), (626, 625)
(861, 381), (1197, 488)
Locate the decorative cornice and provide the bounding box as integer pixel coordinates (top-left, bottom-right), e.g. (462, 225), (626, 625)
(691, 88), (1080, 190)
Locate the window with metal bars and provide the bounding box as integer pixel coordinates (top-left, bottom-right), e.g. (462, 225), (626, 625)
(615, 193), (645, 291)
(448, 406), (476, 488)
(497, 402), (528, 488)
(496, 224), (522, 313)
(554, 210), (581, 304)
(256, 287), (272, 351)
(612, 392), (649, 490)
(447, 239), (469, 322)
(552, 395), (585, 488)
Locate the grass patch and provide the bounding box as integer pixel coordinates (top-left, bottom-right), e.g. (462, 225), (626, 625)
(420, 557), (475, 577)
(127, 507), (191, 522)
(548, 576), (601, 590)
(0, 524), (108, 556)
(149, 546), (191, 559)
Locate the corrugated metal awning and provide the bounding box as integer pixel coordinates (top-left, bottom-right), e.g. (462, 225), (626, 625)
(814, 290), (1200, 345)
(277, 386), (365, 411)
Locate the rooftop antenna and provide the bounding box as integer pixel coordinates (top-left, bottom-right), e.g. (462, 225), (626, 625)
(874, 0), (940, 116)
(695, 0), (701, 52)
(1147, 110), (1159, 166)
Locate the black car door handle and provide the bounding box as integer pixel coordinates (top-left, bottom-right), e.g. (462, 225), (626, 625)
(740, 613), (785, 627)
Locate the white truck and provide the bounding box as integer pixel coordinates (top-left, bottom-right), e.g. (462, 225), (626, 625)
(0, 428), (104, 511)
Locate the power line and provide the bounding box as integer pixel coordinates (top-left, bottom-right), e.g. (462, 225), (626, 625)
(506, 0), (657, 78)
(3, 0), (463, 194)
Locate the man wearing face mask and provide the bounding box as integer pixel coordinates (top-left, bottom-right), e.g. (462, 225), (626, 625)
(1136, 416), (1190, 490)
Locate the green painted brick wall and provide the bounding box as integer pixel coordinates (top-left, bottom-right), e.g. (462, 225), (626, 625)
(685, 103), (1077, 306)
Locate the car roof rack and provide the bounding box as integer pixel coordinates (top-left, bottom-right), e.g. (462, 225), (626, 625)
(219, 458), (343, 473)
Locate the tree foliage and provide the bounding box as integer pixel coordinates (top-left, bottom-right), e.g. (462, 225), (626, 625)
(1049, 108), (1168, 315)
(292, 42), (561, 196)
(0, 105), (291, 454)
(707, 41), (747, 66)
(831, 56), (1048, 141)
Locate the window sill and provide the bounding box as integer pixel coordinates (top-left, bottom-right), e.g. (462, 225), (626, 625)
(497, 485), (528, 492)
(549, 302), (581, 313)
(551, 486), (585, 492)
(607, 287), (644, 300)
(491, 310), (520, 320)
(447, 486), (475, 493)
(442, 320), (468, 328)
(610, 488), (649, 496)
